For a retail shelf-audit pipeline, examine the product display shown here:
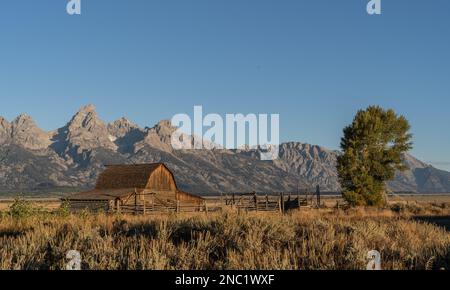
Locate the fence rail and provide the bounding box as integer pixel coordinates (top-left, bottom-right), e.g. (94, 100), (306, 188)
(117, 201), (210, 214)
(70, 188), (323, 215)
(219, 190), (319, 213)
(120, 190), (321, 214)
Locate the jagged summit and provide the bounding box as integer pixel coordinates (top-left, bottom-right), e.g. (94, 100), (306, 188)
(150, 119), (177, 139)
(0, 114), (51, 150)
(403, 153), (429, 169)
(78, 103), (96, 113)
(108, 117), (141, 138)
(132, 119), (176, 153)
(0, 117), (11, 144)
(62, 104), (116, 151)
(107, 117), (145, 154)
(68, 104), (103, 130)
(12, 113), (34, 123)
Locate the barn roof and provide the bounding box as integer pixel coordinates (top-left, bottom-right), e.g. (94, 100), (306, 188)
(95, 163), (168, 190)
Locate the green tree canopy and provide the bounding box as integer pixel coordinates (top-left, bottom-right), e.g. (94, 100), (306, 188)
(337, 106), (413, 206)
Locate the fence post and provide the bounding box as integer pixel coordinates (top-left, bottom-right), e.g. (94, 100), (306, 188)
(278, 193), (283, 214)
(143, 193), (146, 215)
(246, 196), (249, 213)
(316, 185), (321, 207)
(204, 200), (208, 215)
(176, 200), (180, 213)
(151, 194), (155, 212)
(134, 189), (138, 215)
(265, 194), (269, 211)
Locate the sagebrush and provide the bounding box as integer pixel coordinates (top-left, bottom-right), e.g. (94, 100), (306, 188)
(0, 207), (449, 270)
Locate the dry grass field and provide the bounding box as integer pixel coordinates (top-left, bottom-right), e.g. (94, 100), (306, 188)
(315, 194), (450, 208)
(0, 195), (450, 270)
(0, 198), (61, 211)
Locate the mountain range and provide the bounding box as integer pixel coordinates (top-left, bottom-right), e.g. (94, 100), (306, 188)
(0, 104), (449, 196)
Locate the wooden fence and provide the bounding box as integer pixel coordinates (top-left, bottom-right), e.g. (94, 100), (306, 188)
(117, 200), (213, 215)
(75, 188), (323, 215)
(220, 191), (314, 214)
(115, 195), (301, 215)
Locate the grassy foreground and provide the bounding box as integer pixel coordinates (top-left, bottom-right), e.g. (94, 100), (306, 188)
(1, 204), (450, 270)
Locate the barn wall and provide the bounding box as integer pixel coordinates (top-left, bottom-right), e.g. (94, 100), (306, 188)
(176, 192), (204, 204)
(153, 190), (177, 201)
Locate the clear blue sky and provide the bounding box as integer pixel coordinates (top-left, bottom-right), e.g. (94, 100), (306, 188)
(0, 0), (449, 170)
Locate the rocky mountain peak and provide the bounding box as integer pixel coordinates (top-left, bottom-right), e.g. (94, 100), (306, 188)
(402, 153), (429, 169)
(107, 117), (145, 153)
(108, 117), (140, 138)
(152, 120), (177, 138)
(9, 114), (50, 150)
(152, 119), (177, 133)
(0, 116), (10, 128)
(56, 104), (117, 153)
(79, 104), (96, 114)
(132, 120), (177, 152)
(68, 104), (104, 131)
(115, 116), (133, 126)
(0, 116), (11, 144)
(11, 114), (34, 128)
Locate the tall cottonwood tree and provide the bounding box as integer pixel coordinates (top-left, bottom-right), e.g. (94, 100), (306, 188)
(337, 106), (413, 206)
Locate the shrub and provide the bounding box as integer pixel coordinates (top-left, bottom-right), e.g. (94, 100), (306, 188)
(56, 199), (71, 217)
(0, 208), (449, 270)
(8, 196), (39, 219)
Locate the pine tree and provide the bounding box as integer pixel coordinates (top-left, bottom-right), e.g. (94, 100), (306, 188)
(337, 106), (413, 206)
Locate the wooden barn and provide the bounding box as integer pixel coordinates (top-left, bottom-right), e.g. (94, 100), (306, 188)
(66, 163), (205, 213)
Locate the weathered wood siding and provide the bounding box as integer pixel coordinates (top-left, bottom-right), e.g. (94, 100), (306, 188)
(145, 165), (178, 200)
(176, 191), (204, 205)
(146, 165), (177, 190)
